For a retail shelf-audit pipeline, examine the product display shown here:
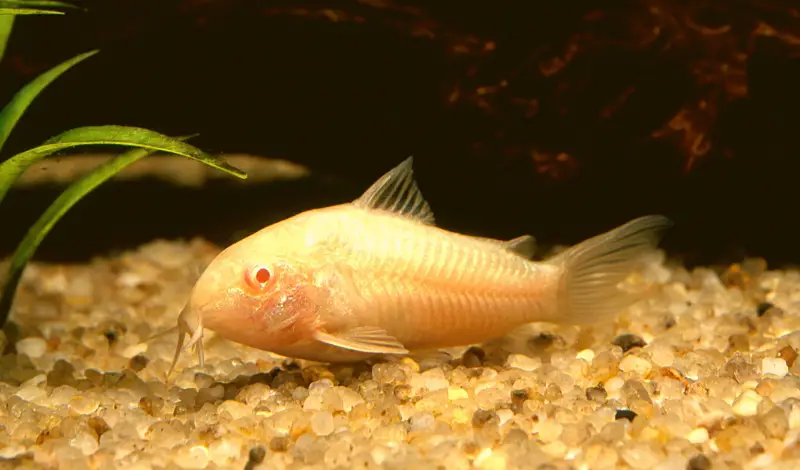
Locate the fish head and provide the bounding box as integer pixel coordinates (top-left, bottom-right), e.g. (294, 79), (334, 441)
(182, 233), (323, 350)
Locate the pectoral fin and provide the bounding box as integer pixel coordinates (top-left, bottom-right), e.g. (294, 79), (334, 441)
(314, 326), (409, 355)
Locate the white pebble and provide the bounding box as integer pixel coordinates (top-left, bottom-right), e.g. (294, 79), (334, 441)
(749, 453), (775, 469)
(46, 386), (79, 408)
(303, 394), (324, 411)
(208, 438), (243, 466)
(448, 387), (469, 401)
(69, 395), (99, 415)
(605, 377), (625, 398)
(0, 444), (29, 459)
(649, 344), (675, 367)
(122, 342), (148, 359)
(687, 427), (709, 444)
(620, 444), (659, 469)
(732, 390), (762, 417)
(308, 379), (334, 394)
(542, 441), (568, 459)
(16, 337), (47, 358)
(421, 368), (449, 391)
(311, 411), (335, 436)
(175, 445), (210, 469)
(116, 271), (144, 288)
(408, 412), (435, 432)
(336, 387), (365, 412)
(495, 409), (514, 427)
(761, 357), (789, 378)
(619, 355), (653, 376)
(576, 349), (595, 362)
(410, 368), (449, 392)
(506, 354), (541, 372)
(477, 450), (507, 470)
(15, 386), (47, 402)
(71, 432), (99, 456)
(535, 419), (563, 443)
(217, 400), (251, 420)
(473, 448), (494, 467)
(789, 406), (800, 430)
(68, 275), (94, 297)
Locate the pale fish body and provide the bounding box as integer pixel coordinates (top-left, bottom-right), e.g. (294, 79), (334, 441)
(169, 157), (672, 373)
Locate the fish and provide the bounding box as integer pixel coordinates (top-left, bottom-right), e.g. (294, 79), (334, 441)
(167, 157), (672, 376)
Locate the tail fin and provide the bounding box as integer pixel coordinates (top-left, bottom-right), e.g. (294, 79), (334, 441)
(547, 215), (673, 323)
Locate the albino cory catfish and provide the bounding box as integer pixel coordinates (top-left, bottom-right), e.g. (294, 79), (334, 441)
(168, 157), (671, 375)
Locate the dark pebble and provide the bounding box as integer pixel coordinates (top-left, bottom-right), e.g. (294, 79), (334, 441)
(586, 386), (607, 402)
(779, 346), (798, 367)
(728, 334), (749, 352)
(104, 330), (118, 344)
(511, 389), (528, 403)
(102, 372), (122, 387)
(471, 409), (499, 427)
(394, 384), (412, 401)
(248, 371), (278, 385)
(461, 440), (481, 455)
(269, 436), (290, 452)
(138, 396), (164, 416)
(87, 417), (111, 438)
(537, 463), (573, 470)
(614, 409), (637, 422)
(756, 302), (774, 317)
(46, 359), (76, 387)
(529, 332), (556, 350)
(510, 389), (528, 413)
(244, 445), (267, 470)
(462, 346), (485, 367)
(249, 446), (266, 462)
(128, 354), (149, 372)
(612, 334), (647, 353)
(687, 454), (711, 470)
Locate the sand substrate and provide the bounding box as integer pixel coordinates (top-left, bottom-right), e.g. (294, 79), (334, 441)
(1, 239), (800, 469)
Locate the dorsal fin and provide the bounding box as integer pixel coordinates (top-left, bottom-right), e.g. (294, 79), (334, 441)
(504, 235), (537, 258)
(353, 156), (435, 225)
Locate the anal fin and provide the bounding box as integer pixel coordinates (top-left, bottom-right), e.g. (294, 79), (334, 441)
(314, 326), (409, 355)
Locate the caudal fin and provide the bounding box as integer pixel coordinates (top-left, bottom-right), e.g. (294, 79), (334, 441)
(548, 215), (673, 324)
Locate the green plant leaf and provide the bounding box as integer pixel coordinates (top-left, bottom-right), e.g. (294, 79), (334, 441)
(0, 0), (77, 6)
(0, 14), (13, 62)
(0, 1), (78, 15)
(0, 146), (161, 326)
(0, 8), (64, 14)
(0, 125), (247, 205)
(0, 50), (99, 153)
(0, 0), (78, 9)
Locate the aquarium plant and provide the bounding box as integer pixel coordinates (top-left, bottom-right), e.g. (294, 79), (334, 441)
(0, 2), (247, 327)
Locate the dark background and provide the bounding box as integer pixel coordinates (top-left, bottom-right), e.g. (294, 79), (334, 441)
(1, 0), (799, 268)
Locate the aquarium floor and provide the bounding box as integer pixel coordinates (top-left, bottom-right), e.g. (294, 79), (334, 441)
(1, 239), (800, 469)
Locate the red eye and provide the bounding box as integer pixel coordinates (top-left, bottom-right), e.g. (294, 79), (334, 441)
(246, 265), (272, 289)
